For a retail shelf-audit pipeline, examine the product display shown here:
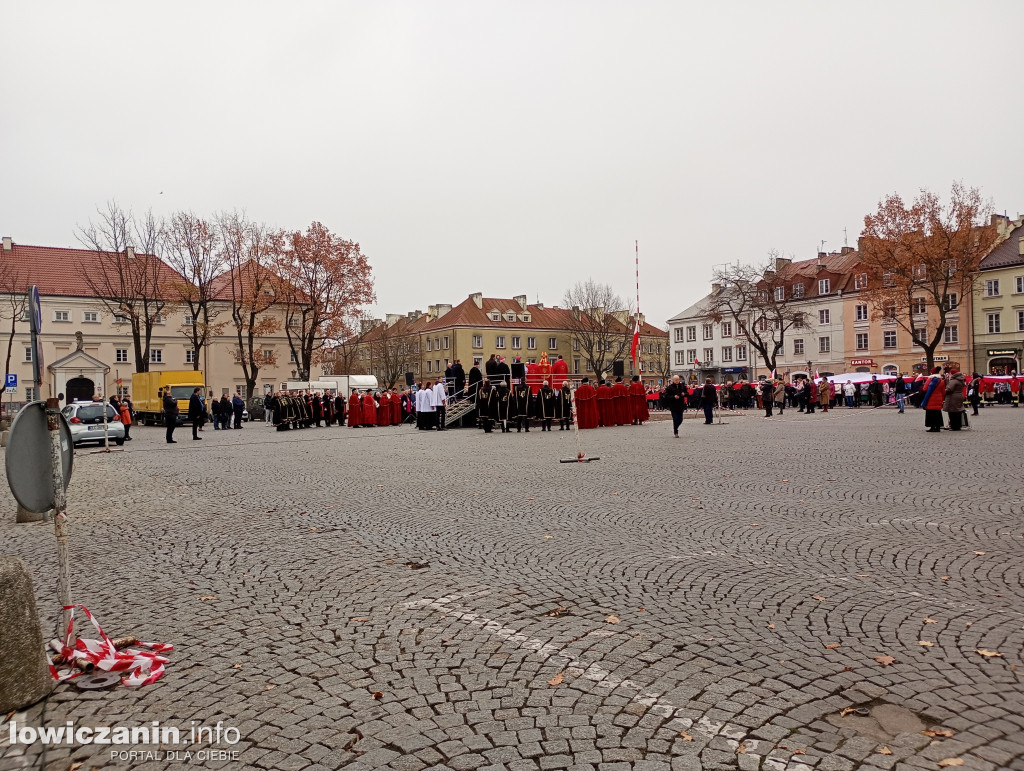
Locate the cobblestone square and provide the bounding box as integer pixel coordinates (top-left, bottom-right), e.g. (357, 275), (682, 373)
(2, 408), (1023, 771)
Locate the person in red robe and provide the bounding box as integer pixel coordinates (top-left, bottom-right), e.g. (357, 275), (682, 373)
(574, 378), (598, 429)
(611, 377), (631, 425)
(376, 392), (390, 425)
(390, 390), (402, 424)
(535, 352), (552, 392)
(526, 361), (541, 395)
(361, 391), (377, 426)
(595, 380), (615, 427)
(551, 355), (569, 390)
(628, 375), (650, 424)
(347, 391), (362, 427)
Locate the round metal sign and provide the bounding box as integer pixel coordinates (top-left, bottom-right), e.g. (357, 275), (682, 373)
(74, 671), (121, 690)
(28, 286), (42, 334)
(5, 402), (73, 514)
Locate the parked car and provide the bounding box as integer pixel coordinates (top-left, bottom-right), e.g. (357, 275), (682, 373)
(246, 397), (266, 422)
(62, 402), (125, 447)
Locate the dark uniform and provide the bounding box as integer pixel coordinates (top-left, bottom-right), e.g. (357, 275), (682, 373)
(510, 383), (532, 432)
(476, 382), (496, 433)
(556, 384), (573, 430)
(495, 383), (511, 432)
(537, 384), (556, 431)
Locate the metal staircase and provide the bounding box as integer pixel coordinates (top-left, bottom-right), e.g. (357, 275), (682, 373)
(444, 396), (477, 427)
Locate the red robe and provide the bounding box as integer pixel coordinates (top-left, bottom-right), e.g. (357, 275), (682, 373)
(361, 394), (377, 426)
(595, 384), (615, 427)
(376, 393), (390, 426)
(574, 383), (598, 429)
(347, 392), (362, 427)
(391, 396), (402, 425)
(628, 381), (650, 423)
(526, 362), (542, 395)
(551, 358), (569, 390)
(611, 382), (631, 425)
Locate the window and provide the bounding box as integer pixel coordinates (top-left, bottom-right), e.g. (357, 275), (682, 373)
(185, 349), (196, 364)
(674, 328), (685, 343)
(883, 304), (897, 320)
(473, 355), (482, 366)
(675, 350), (685, 365)
(289, 350), (297, 363)
(686, 349), (696, 364)
(573, 357), (581, 374)
(912, 264), (927, 280)
(443, 336), (450, 349)
(792, 283), (804, 299)
(987, 313), (1001, 334)
(426, 361), (432, 373)
(495, 335), (506, 349)
(472, 334), (482, 348)
(527, 337), (536, 350)
(490, 313), (500, 322)
(855, 304), (868, 321)
(942, 293), (958, 311)
(150, 349), (163, 364)
(986, 279), (1000, 297)
(818, 336), (831, 353)
(818, 309), (830, 325)
(436, 360), (440, 372)
(573, 338), (580, 351)
(83, 311), (99, 323)
(854, 273), (867, 289)
(793, 339), (804, 356)
(657, 344), (662, 355)
(434, 337), (440, 351)
(527, 357), (536, 365)
(152, 313), (164, 324)
(548, 337), (557, 350)
(426, 338), (432, 352)
(504, 313), (515, 322)
(115, 349), (129, 363)
(774, 287), (785, 302)
(702, 324), (713, 340)
(521, 314), (530, 323)
(882, 271), (895, 287)
(818, 279), (830, 295)
(721, 322), (732, 338)
(941, 259), (957, 276)
(721, 346), (733, 362)
(883, 331), (897, 348)
(24, 346), (32, 362)
(1018, 310), (1024, 332)
(25, 386), (37, 402)
(686, 326), (697, 342)
(511, 336), (521, 349)
(184, 314), (194, 326)
(943, 325), (958, 344)
(1016, 276), (1024, 294)
(703, 348), (714, 364)
(757, 317), (769, 332)
(735, 345), (746, 361)
(856, 333), (868, 350)
(911, 297), (927, 315)
(54, 310), (70, 322)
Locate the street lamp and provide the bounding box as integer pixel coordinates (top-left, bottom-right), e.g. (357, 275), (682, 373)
(807, 360), (812, 378)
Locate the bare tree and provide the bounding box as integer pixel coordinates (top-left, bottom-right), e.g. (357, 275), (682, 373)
(325, 315), (368, 376)
(562, 280), (631, 381)
(218, 213), (283, 398)
(77, 201), (168, 372)
(365, 319), (417, 389)
(858, 183), (998, 371)
(0, 264), (28, 399)
(707, 253), (808, 373)
(276, 222), (375, 380)
(164, 211), (226, 370)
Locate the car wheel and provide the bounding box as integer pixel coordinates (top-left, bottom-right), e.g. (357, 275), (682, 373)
(115, 438), (125, 446)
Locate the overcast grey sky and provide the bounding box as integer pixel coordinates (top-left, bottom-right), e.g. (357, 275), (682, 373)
(2, 1), (1021, 328)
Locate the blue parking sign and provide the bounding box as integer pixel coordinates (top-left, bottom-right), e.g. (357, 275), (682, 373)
(5, 373), (17, 389)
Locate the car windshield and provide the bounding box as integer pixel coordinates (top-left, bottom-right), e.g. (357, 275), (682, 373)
(169, 386), (196, 400)
(76, 405), (116, 422)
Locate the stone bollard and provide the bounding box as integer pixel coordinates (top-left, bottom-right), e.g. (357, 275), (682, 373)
(0, 556), (55, 713)
(16, 503), (47, 523)
(0, 429), (8, 447)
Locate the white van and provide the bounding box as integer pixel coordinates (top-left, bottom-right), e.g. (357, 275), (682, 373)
(319, 375), (379, 398)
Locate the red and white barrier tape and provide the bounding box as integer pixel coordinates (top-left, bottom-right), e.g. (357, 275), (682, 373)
(46, 604), (173, 687)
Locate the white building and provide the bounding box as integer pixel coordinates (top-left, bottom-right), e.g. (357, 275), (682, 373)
(667, 285), (752, 383)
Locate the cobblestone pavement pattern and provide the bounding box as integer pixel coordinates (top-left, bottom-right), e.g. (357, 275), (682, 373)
(2, 408), (1023, 771)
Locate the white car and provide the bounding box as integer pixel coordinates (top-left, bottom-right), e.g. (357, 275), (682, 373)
(62, 402), (126, 447)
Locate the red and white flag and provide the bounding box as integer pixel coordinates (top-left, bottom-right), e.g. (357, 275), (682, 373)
(630, 318), (641, 371)
(769, 368), (776, 380)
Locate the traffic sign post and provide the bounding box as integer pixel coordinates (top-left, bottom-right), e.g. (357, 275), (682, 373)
(28, 286), (42, 390)
(46, 398), (74, 643)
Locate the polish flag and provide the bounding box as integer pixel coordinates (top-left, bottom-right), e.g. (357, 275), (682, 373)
(630, 318), (641, 371)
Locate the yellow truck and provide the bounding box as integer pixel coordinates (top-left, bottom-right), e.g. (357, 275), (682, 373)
(132, 370), (206, 425)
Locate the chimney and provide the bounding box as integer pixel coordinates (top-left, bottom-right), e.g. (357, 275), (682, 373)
(2, 237), (11, 252)
(360, 317), (382, 334)
(774, 257), (791, 271)
(711, 283), (722, 294)
(535, 303), (544, 310)
(513, 294), (527, 310)
(126, 246), (136, 259)
(431, 303), (452, 319)
(385, 313), (402, 326)
(841, 246), (854, 255)
(469, 292), (483, 308)
(1019, 236), (1023, 256)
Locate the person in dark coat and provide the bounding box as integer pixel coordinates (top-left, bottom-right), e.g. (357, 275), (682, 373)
(495, 381), (512, 432)
(232, 394), (245, 429)
(510, 380), (532, 432)
(484, 354), (498, 382)
(701, 378), (718, 424)
(188, 387), (204, 440)
(210, 393), (223, 429)
(664, 376), (687, 437)
(536, 380), (556, 431)
(311, 392), (323, 427)
(163, 391), (179, 443)
(495, 357), (511, 387)
(468, 364), (483, 399)
(761, 379), (775, 417)
(920, 367), (946, 432)
(557, 382), (573, 430)
(943, 369), (966, 430)
(452, 360), (466, 396)
(967, 373), (982, 416)
(476, 379), (496, 433)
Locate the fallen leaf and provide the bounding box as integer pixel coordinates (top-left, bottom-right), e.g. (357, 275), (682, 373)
(781, 478), (789, 482)
(232, 663), (242, 669)
(679, 731), (693, 741)
(749, 523), (760, 527)
(973, 551), (986, 555)
(351, 617), (369, 623)
(975, 649), (1004, 658)
(922, 729), (954, 738)
(309, 527), (318, 531)
(544, 536), (554, 539)
(768, 624), (776, 629)
(198, 595), (217, 601)
(606, 615), (620, 624)
(924, 617), (938, 623)
(937, 759), (964, 768)
(265, 684), (275, 690)
(736, 742), (747, 754)
(70, 763), (84, 771)
(813, 595), (827, 602)
(792, 748), (806, 755)
(855, 574), (870, 577)
(874, 655), (897, 666)
(548, 672), (564, 686)
(371, 691), (383, 700)
(919, 641), (934, 647)
(840, 707), (856, 717)
(879, 746), (892, 755)
(941, 576), (951, 581)
(825, 644), (841, 649)
(965, 622), (972, 626)
(544, 607), (569, 617)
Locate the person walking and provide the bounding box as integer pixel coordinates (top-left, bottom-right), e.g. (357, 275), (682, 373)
(187, 387), (204, 440)
(818, 378), (830, 413)
(968, 373), (982, 416)
(232, 393), (245, 429)
(111, 395), (132, 441)
(663, 376), (686, 437)
(701, 378), (718, 424)
(894, 374), (907, 413)
(920, 366), (947, 432)
(773, 380), (786, 416)
(761, 379), (774, 417)
(944, 368), (966, 431)
(163, 391), (179, 443)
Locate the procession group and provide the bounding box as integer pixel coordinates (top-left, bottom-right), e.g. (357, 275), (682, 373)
(267, 389), (408, 430)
